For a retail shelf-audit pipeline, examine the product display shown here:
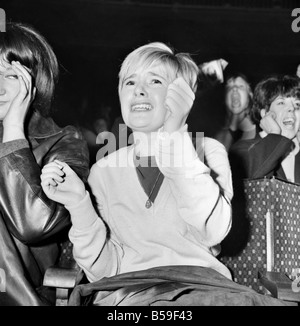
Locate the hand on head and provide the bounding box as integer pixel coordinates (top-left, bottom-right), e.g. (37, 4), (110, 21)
(2, 61), (36, 128)
(260, 111), (281, 135)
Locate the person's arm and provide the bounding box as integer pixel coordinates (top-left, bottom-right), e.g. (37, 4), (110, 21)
(155, 126), (232, 247)
(232, 134), (294, 179)
(41, 161), (122, 282)
(67, 190), (122, 282)
(0, 127), (89, 244)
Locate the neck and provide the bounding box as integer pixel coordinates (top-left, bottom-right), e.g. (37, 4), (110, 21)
(133, 131), (158, 157)
(239, 115), (255, 132)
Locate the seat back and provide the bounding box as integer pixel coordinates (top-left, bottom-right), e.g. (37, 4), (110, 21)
(220, 177), (300, 293)
(58, 239), (79, 270)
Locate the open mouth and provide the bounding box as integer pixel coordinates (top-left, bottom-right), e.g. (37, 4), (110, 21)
(131, 104), (152, 112)
(231, 93), (241, 107)
(283, 118), (295, 126)
(282, 118), (295, 128)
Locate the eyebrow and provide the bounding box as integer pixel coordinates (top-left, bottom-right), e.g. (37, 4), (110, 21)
(123, 72), (168, 84)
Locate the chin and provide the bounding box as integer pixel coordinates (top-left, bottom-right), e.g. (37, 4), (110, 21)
(283, 130), (297, 139)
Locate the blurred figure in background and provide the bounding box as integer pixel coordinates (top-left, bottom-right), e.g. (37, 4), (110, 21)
(76, 102), (112, 165)
(214, 72), (256, 151)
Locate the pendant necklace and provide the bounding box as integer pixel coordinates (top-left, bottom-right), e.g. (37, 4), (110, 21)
(145, 171), (162, 209)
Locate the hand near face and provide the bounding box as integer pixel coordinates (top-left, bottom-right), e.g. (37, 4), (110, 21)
(41, 160), (86, 207)
(260, 111), (281, 135)
(163, 77), (195, 133)
(2, 61), (36, 139)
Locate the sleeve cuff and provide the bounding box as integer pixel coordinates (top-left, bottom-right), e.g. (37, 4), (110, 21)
(65, 191), (100, 230)
(0, 139), (29, 158)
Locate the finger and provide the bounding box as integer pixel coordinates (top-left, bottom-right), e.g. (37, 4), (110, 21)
(166, 87), (193, 112)
(11, 62), (32, 96)
(41, 172), (65, 183)
(42, 161), (65, 171)
(268, 111), (277, 120)
(12, 61), (32, 83)
(167, 84), (194, 109)
(165, 95), (182, 116)
(41, 165), (65, 177)
(13, 74), (30, 102)
(41, 177), (58, 187)
(171, 77), (195, 101)
(54, 160), (75, 175)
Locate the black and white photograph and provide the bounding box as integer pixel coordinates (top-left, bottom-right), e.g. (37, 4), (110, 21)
(0, 0), (300, 311)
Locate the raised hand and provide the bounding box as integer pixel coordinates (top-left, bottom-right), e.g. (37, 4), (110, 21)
(260, 111), (281, 135)
(41, 160), (86, 207)
(163, 77), (195, 134)
(2, 61), (36, 141)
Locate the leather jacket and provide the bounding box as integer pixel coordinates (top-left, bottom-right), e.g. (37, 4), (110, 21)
(0, 111), (89, 306)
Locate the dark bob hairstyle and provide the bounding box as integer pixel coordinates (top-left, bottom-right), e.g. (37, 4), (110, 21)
(251, 74), (300, 124)
(0, 22), (59, 115)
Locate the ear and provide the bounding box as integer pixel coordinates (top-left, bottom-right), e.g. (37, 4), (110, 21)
(260, 109), (266, 118)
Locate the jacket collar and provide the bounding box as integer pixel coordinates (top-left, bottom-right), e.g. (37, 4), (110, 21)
(26, 110), (62, 138)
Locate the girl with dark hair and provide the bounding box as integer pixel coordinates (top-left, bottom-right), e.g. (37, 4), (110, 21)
(0, 22), (89, 305)
(230, 74), (300, 182)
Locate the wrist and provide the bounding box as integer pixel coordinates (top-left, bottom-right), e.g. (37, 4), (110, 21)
(2, 124), (25, 142)
(65, 192), (86, 208)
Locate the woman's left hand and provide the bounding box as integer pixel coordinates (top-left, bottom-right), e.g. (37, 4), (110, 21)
(163, 77), (195, 134)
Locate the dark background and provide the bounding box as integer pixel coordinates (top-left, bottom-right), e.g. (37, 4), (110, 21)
(2, 0), (300, 136)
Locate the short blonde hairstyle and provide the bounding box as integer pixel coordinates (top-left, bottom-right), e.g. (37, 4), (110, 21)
(118, 42), (199, 94)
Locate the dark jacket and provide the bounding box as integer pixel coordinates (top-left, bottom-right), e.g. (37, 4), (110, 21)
(0, 111), (89, 306)
(229, 133), (299, 182)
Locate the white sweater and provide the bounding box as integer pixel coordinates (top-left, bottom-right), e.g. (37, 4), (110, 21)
(67, 128), (233, 282)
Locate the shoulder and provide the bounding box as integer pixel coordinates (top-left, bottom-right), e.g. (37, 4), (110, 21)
(229, 135), (259, 154)
(203, 137), (229, 161)
(93, 145), (133, 169)
(204, 137), (226, 149)
(195, 136), (227, 155)
(60, 124), (85, 140)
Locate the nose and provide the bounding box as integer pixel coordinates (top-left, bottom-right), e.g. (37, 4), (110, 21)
(288, 100), (296, 112)
(134, 82), (147, 97)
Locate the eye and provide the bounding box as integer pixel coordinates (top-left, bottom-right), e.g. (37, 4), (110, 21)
(125, 80), (135, 86)
(294, 102), (300, 109)
(5, 74), (18, 80)
(151, 79), (162, 84)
